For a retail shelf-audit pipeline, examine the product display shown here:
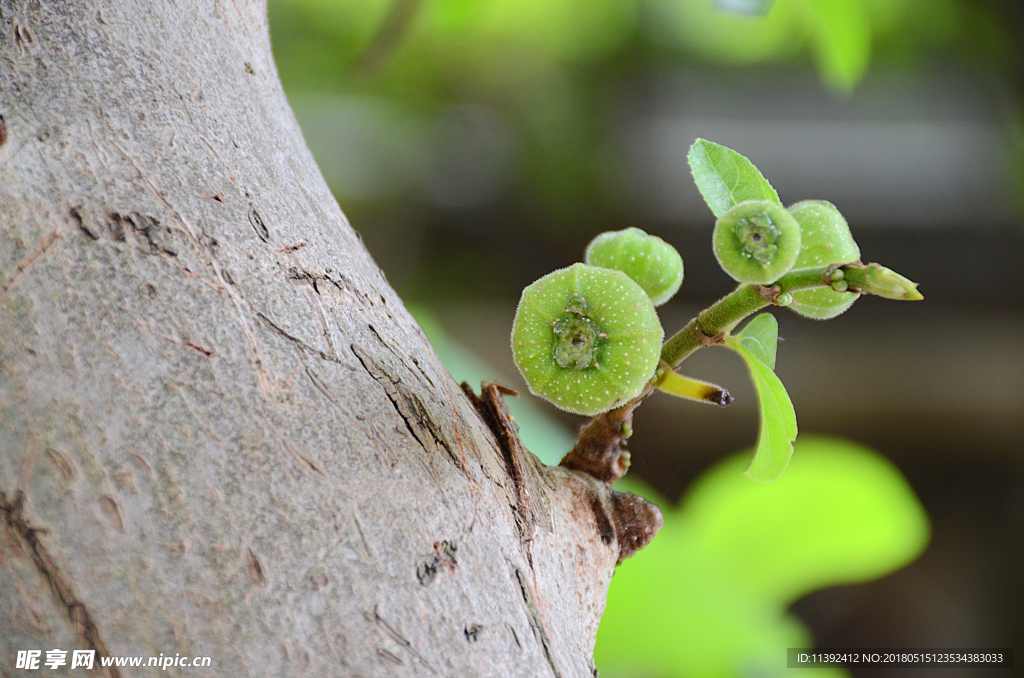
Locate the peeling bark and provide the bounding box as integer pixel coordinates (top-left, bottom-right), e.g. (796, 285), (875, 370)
(0, 1), (660, 676)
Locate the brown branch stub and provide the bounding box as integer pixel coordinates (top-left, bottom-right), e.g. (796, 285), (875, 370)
(464, 382), (664, 564)
(756, 283), (783, 304)
(467, 381), (537, 518)
(459, 381), (482, 408)
(698, 329), (726, 348)
(610, 491), (664, 563)
(708, 387), (734, 407)
(559, 392), (649, 485)
(463, 380), (542, 563)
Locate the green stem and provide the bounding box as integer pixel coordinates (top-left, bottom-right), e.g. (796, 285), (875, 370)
(660, 264), (847, 368)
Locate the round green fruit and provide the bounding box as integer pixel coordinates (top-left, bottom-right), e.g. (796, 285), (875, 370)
(584, 228), (684, 306)
(786, 200), (861, 320)
(713, 199), (802, 284)
(511, 263), (664, 416)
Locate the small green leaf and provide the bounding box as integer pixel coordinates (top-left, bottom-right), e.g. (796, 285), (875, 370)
(726, 315), (796, 481)
(734, 313), (779, 370)
(688, 139), (781, 218)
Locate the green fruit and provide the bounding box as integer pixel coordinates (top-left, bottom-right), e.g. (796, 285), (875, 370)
(511, 263), (664, 416)
(713, 199), (802, 284)
(584, 228), (684, 306)
(786, 200), (861, 320)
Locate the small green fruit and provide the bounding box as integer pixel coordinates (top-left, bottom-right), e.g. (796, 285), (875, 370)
(786, 200), (861, 320)
(584, 228), (684, 306)
(511, 263), (663, 416)
(713, 199), (802, 284)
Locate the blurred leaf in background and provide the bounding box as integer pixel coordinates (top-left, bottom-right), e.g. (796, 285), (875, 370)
(646, 0), (875, 92)
(424, 0), (637, 62)
(269, 0), (1014, 283)
(594, 437), (929, 677)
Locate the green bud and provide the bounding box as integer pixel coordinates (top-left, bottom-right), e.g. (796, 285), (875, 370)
(844, 263), (924, 301)
(585, 227), (684, 306)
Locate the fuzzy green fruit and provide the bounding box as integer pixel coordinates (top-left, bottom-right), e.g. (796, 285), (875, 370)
(786, 200), (861, 320)
(713, 199), (802, 284)
(584, 228), (684, 306)
(511, 263), (664, 416)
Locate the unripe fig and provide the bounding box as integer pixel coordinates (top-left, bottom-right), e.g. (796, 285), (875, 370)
(511, 263), (663, 416)
(713, 199), (802, 284)
(584, 228), (684, 306)
(785, 200), (861, 320)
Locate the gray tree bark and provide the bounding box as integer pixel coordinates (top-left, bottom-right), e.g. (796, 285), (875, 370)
(0, 2), (659, 676)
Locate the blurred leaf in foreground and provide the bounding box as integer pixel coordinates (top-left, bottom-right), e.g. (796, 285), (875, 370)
(595, 436), (930, 677)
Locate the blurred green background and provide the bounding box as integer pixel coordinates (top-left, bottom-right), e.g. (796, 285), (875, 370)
(268, 0), (1024, 675)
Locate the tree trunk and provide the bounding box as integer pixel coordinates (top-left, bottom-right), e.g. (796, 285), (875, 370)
(0, 2), (659, 676)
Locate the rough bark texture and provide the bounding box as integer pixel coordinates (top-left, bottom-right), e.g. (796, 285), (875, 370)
(0, 1), (660, 676)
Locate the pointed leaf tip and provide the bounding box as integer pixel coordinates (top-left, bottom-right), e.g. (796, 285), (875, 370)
(688, 139), (780, 218)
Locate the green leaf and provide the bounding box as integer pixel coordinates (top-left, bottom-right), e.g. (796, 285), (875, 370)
(733, 312), (779, 370)
(725, 314), (796, 481)
(687, 139), (781, 218)
(684, 437), (931, 604)
(595, 437), (930, 678)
